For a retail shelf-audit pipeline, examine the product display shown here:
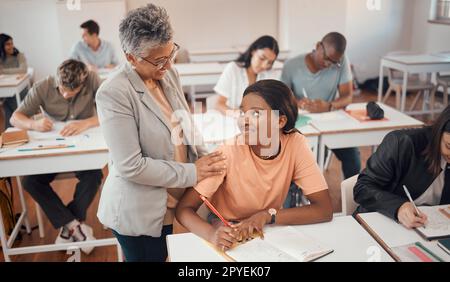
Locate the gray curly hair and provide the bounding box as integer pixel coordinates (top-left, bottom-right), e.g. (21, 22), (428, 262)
(119, 3), (173, 58)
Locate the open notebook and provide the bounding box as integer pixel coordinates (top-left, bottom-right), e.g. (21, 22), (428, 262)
(416, 205), (450, 240)
(224, 226), (333, 262)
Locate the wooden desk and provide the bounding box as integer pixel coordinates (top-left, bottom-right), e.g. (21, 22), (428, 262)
(0, 125), (120, 262)
(356, 212), (450, 262)
(0, 74), (30, 105)
(167, 216), (394, 262)
(377, 53), (450, 113)
(306, 103), (424, 171)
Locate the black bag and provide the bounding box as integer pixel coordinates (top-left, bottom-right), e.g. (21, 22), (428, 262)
(366, 101), (384, 120)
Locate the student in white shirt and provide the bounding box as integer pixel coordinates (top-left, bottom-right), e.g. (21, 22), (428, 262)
(214, 35), (280, 114)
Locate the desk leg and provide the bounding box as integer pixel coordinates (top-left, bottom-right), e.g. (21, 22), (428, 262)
(35, 202), (45, 238)
(312, 141), (318, 163)
(117, 243), (124, 262)
(16, 177), (31, 234)
(318, 141), (326, 172)
(190, 85), (196, 111)
(15, 92), (21, 108)
(401, 71), (408, 112)
(378, 63), (384, 102)
(0, 206), (11, 262)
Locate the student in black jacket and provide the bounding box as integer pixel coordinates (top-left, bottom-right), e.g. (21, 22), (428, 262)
(354, 105), (450, 229)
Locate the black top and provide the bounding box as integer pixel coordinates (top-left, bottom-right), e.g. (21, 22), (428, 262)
(354, 127), (439, 220)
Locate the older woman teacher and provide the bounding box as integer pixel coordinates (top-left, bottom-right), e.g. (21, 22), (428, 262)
(96, 4), (226, 262)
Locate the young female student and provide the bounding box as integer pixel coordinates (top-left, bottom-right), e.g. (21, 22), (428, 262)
(0, 33), (28, 128)
(354, 105), (450, 229)
(0, 34), (27, 74)
(214, 35), (280, 115)
(176, 80), (332, 250)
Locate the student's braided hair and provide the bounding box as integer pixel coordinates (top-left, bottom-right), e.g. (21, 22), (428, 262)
(243, 79), (299, 134)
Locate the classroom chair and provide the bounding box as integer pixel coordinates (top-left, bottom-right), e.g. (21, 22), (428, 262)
(382, 51), (434, 111)
(340, 174), (359, 216)
(27, 67), (35, 87)
(430, 73), (450, 119)
(174, 48), (191, 64)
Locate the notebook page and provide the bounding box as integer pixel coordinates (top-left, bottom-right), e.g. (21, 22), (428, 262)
(225, 237), (297, 262)
(263, 226), (332, 261)
(225, 226), (332, 262)
(417, 205), (450, 239)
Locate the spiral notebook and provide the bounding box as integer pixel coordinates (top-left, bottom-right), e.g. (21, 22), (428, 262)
(224, 226), (333, 262)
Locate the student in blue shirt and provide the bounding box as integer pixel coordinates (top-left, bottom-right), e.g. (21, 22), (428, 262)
(70, 20), (118, 70)
(281, 32), (360, 181)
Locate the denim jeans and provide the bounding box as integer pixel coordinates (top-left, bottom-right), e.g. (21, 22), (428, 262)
(331, 147), (361, 179)
(283, 147), (361, 208)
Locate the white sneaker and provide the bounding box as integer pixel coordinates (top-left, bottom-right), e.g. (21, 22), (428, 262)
(71, 223), (96, 255)
(55, 227), (73, 245)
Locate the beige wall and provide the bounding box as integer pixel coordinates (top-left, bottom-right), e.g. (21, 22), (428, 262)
(280, 0), (414, 81)
(127, 0), (279, 50)
(2, 0), (446, 82)
(410, 0), (450, 53)
(345, 0), (413, 81)
(0, 0), (64, 80)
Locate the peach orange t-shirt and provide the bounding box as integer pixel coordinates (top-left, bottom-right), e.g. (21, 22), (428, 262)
(194, 132), (328, 221)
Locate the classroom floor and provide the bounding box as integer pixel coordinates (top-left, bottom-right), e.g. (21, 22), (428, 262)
(0, 88), (439, 261)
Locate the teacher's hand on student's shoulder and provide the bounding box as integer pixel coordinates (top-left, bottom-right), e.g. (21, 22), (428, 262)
(31, 117), (53, 132)
(233, 211), (269, 242)
(304, 99), (331, 113)
(397, 202), (428, 229)
(208, 225), (239, 251)
(59, 120), (91, 137)
(195, 151), (227, 183)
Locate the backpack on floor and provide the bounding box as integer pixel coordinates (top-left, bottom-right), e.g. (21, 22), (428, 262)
(0, 177), (16, 238)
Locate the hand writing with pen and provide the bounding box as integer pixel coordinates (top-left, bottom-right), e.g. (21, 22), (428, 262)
(299, 98), (331, 113)
(208, 211), (268, 252)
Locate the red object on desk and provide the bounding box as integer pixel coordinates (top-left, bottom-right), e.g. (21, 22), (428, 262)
(346, 109), (389, 122)
(408, 246), (433, 262)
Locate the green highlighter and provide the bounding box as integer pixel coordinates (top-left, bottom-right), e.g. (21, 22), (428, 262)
(295, 115), (312, 128)
(415, 242), (445, 262)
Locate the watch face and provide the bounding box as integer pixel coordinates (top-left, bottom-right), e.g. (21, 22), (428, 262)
(269, 208), (276, 215)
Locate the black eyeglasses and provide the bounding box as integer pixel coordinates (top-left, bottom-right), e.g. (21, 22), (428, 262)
(140, 43), (180, 70)
(320, 42), (341, 68)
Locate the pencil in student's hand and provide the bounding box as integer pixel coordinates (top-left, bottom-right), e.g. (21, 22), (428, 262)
(302, 88), (309, 99)
(199, 194), (232, 227)
(403, 185), (426, 229)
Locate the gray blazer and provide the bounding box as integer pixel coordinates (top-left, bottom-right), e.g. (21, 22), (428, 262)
(96, 63), (208, 236)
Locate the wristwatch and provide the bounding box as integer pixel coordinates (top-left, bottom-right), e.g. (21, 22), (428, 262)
(268, 208), (277, 224)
